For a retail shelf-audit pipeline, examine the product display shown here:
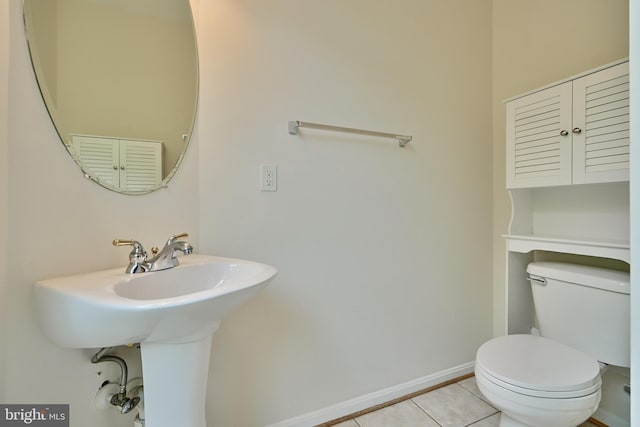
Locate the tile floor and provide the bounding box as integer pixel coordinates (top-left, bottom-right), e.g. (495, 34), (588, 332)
(328, 376), (601, 427)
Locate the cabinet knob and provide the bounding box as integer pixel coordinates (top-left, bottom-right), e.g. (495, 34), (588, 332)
(560, 130), (569, 136)
(572, 127), (582, 134)
(120, 166), (125, 170)
(113, 165), (118, 170)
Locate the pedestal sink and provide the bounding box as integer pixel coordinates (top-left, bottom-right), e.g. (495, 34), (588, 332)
(34, 254), (277, 427)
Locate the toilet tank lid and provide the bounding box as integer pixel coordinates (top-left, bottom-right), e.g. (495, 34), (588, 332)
(527, 262), (629, 295)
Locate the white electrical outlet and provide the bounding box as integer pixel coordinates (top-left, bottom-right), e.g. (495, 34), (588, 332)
(260, 164), (277, 191)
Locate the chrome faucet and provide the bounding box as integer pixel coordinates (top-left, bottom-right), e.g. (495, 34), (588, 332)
(113, 233), (193, 274)
(148, 233), (194, 271)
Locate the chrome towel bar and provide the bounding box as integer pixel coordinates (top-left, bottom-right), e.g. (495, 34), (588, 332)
(288, 120), (412, 148)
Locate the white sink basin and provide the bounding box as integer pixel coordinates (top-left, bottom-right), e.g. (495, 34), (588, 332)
(34, 254), (277, 348)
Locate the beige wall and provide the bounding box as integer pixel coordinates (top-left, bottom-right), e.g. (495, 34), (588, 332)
(198, 1), (493, 425)
(491, 0), (629, 335)
(0, 0), (8, 403)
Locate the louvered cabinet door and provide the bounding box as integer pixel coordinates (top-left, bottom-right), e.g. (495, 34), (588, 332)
(506, 82), (573, 188)
(70, 135), (120, 187)
(119, 139), (163, 192)
(572, 62), (629, 184)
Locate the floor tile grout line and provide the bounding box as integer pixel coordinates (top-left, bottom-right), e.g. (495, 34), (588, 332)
(458, 382), (494, 406)
(463, 410), (500, 427)
(408, 399), (443, 427)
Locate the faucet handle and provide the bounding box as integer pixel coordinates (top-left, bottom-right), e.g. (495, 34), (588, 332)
(113, 239), (145, 252)
(113, 239), (148, 259)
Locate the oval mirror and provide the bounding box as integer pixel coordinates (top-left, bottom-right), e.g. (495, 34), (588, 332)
(23, 0), (198, 194)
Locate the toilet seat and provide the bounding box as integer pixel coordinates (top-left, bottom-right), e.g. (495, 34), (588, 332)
(476, 335), (601, 399)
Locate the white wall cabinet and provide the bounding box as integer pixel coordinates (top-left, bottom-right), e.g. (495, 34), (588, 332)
(70, 135), (163, 192)
(507, 61), (629, 189)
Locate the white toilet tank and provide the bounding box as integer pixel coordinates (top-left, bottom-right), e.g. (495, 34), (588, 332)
(527, 262), (630, 368)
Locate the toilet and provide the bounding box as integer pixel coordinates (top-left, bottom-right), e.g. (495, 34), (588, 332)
(475, 262), (630, 427)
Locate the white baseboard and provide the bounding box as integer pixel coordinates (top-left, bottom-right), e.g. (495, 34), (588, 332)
(266, 361), (475, 427)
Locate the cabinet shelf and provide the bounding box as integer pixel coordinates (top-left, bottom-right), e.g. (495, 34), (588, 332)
(505, 233), (629, 263)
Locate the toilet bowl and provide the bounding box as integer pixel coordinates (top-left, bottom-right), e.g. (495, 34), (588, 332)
(475, 262), (630, 427)
(475, 334), (601, 427)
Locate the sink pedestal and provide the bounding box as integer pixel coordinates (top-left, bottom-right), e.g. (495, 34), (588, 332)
(141, 330), (218, 427)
